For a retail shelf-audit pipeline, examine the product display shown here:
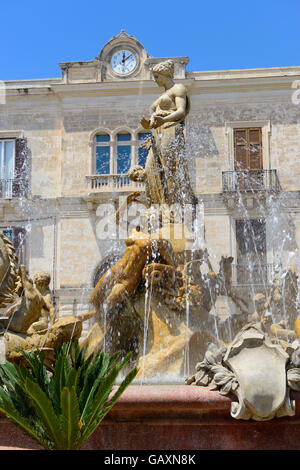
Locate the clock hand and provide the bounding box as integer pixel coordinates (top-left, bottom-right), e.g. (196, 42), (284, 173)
(124, 54), (133, 62)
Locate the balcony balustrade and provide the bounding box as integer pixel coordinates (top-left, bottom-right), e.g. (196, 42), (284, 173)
(222, 170), (279, 193)
(86, 174), (144, 193)
(0, 178), (28, 199)
(0, 179), (13, 198)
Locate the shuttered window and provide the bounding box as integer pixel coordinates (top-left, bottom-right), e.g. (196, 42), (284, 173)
(234, 128), (262, 170)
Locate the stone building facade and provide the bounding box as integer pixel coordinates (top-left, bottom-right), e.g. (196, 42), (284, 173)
(1, 30), (300, 322)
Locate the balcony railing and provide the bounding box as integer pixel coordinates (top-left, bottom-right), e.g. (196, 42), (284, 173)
(86, 174), (145, 193)
(222, 170), (279, 193)
(0, 178), (29, 199)
(0, 179), (13, 198)
(231, 263), (279, 287)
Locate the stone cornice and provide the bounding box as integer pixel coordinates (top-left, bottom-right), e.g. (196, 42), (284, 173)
(188, 65), (300, 81)
(2, 66), (299, 97)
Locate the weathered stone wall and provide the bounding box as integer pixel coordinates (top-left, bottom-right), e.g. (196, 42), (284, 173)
(187, 99), (300, 194)
(0, 94), (61, 198)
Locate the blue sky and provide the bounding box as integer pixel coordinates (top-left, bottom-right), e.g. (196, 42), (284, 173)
(0, 0), (299, 80)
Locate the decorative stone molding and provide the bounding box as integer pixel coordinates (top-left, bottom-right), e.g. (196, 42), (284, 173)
(96, 29), (149, 82)
(0, 130), (24, 139)
(57, 31), (189, 84)
(186, 324), (300, 421)
(222, 191), (272, 210)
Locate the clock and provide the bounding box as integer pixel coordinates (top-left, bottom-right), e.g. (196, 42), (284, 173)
(110, 49), (137, 75)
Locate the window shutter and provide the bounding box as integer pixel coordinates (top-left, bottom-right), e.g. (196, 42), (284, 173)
(13, 138), (30, 197)
(234, 128), (262, 170)
(234, 129), (248, 170)
(248, 128), (262, 170)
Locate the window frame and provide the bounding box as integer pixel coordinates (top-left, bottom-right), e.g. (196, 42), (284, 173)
(0, 139), (15, 178)
(225, 120), (271, 171)
(90, 128), (152, 176)
(116, 132), (132, 174)
(94, 133), (112, 175)
(0, 139), (16, 198)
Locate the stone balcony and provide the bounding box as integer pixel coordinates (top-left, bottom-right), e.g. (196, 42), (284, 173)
(0, 178), (28, 199)
(85, 174), (145, 193)
(222, 169), (280, 193)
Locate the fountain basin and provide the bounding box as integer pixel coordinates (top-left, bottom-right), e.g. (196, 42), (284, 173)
(1, 385), (300, 450)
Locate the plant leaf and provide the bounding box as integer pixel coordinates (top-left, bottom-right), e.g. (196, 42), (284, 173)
(24, 377), (63, 449)
(0, 391), (51, 449)
(78, 364), (138, 447)
(79, 353), (132, 437)
(59, 386), (81, 450)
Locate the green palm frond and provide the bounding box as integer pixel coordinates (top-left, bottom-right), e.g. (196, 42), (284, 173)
(0, 340), (138, 450)
(0, 389), (51, 449)
(24, 377), (64, 449)
(59, 386), (81, 449)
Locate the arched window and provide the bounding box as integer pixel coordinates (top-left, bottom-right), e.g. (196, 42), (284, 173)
(137, 132), (151, 168)
(95, 133), (111, 174)
(93, 130), (151, 175)
(116, 132), (132, 174)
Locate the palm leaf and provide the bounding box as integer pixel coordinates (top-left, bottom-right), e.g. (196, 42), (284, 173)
(0, 363), (36, 418)
(24, 377), (63, 448)
(78, 363), (138, 446)
(78, 350), (108, 412)
(49, 354), (65, 414)
(101, 366), (138, 419)
(59, 386), (81, 449)
(0, 362), (20, 387)
(0, 341), (138, 450)
(65, 368), (80, 390)
(20, 349), (50, 396)
(79, 352), (136, 439)
(15, 362), (30, 384)
(70, 340), (88, 369)
(79, 368), (107, 423)
(0, 389), (51, 449)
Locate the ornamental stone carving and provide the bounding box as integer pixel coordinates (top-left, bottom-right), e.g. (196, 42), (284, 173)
(186, 324), (300, 421)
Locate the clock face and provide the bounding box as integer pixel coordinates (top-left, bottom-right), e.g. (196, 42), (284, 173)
(111, 49), (137, 75)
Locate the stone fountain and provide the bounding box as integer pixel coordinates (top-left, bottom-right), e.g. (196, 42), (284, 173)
(1, 58), (300, 449)
(83, 58), (300, 421)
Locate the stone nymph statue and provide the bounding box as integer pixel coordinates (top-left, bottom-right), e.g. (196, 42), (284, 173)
(130, 59), (197, 210)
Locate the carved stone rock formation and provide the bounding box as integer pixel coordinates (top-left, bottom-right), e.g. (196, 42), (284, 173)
(0, 232), (87, 364)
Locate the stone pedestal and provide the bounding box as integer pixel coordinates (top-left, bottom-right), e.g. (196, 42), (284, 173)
(1, 385), (300, 450)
